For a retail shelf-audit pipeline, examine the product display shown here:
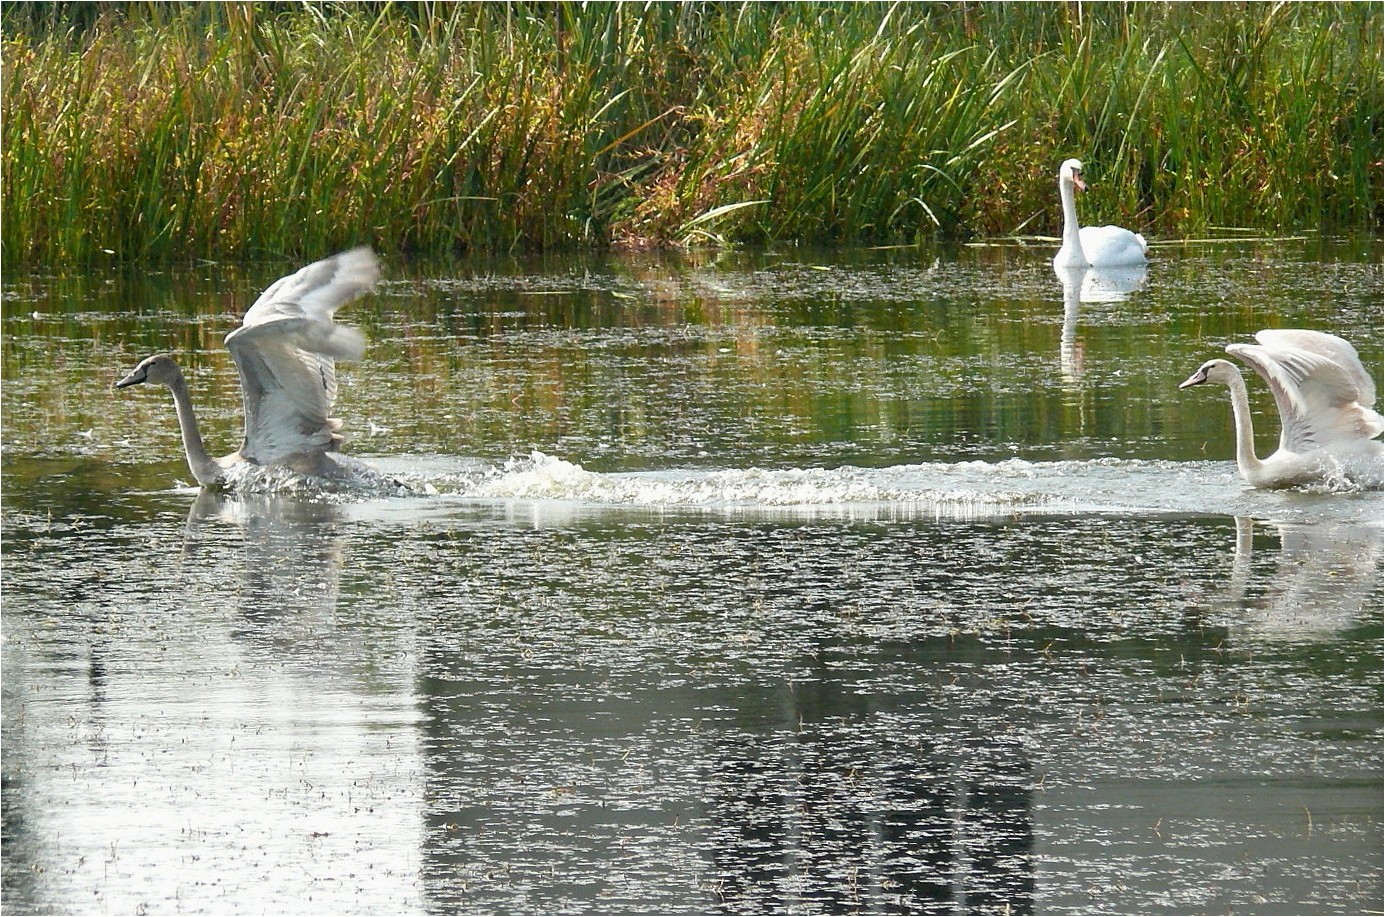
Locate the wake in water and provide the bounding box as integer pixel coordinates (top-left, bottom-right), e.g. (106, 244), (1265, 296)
(166, 446), (1382, 527)
(468, 451), (1053, 513)
(204, 456), (425, 500)
(364, 450), (1384, 526)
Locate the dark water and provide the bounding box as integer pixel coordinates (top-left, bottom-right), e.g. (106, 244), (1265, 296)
(3, 241), (1381, 914)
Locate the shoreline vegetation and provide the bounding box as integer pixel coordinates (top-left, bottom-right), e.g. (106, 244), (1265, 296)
(2, 1), (1381, 265)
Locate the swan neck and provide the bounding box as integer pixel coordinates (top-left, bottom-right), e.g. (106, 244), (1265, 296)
(1224, 369), (1265, 481)
(166, 371), (223, 485)
(1058, 178), (1087, 266)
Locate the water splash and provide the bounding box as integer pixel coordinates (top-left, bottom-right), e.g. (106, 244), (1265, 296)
(461, 451), (1050, 515)
(353, 451), (1384, 526)
(215, 456), (425, 501)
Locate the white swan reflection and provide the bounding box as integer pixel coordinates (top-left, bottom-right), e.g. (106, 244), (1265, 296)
(183, 489), (350, 628)
(1, 491), (427, 916)
(1226, 517), (1383, 641)
(1055, 263), (1148, 382)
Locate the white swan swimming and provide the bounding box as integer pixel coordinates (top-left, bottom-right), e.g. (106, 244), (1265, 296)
(1052, 158), (1148, 269)
(115, 247), (381, 487)
(1179, 329), (1384, 489)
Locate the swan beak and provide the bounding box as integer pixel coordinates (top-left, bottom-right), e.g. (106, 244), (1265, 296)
(1178, 368), (1208, 389)
(114, 367), (147, 389)
(1072, 173), (1087, 193)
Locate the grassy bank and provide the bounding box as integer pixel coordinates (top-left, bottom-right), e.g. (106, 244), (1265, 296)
(2, 2), (1380, 264)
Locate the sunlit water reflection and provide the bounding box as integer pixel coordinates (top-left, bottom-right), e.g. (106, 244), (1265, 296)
(3, 241), (1381, 914)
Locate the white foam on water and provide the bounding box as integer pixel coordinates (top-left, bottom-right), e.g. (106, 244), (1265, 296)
(193, 450), (1379, 529)
(381, 450), (1383, 526)
(461, 451), (1042, 514)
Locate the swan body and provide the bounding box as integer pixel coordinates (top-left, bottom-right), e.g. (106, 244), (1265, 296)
(1053, 158), (1148, 269)
(1179, 329), (1384, 489)
(115, 247), (381, 487)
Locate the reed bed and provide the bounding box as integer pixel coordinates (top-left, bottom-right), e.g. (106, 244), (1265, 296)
(2, 1), (1380, 264)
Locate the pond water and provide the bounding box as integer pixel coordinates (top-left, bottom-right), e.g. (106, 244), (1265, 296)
(2, 240), (1381, 915)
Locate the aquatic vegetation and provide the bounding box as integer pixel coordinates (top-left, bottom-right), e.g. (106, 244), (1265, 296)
(2, 2), (1380, 263)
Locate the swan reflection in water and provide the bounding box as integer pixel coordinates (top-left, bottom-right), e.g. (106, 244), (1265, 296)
(1225, 517), (1384, 642)
(184, 489), (347, 624)
(0, 491), (429, 915)
(1055, 263), (1148, 383)
(182, 488), (426, 700)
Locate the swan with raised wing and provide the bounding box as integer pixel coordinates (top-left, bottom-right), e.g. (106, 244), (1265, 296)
(1053, 158), (1148, 269)
(115, 247), (380, 487)
(1178, 329), (1384, 489)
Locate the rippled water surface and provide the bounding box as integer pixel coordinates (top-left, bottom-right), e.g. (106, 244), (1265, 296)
(3, 241), (1382, 914)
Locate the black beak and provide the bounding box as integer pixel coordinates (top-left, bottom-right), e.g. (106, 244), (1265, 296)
(114, 368), (147, 389)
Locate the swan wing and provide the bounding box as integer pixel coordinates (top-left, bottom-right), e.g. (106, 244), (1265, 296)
(1077, 226), (1147, 266)
(241, 246), (380, 329)
(1227, 330), (1384, 453)
(225, 248), (379, 464)
(1253, 329), (1377, 408)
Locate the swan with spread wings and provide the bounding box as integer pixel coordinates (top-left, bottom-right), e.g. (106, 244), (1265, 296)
(1179, 329), (1384, 489)
(115, 247), (380, 487)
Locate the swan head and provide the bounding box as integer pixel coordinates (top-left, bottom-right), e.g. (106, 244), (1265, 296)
(1179, 358), (1240, 390)
(1058, 158), (1087, 192)
(115, 354), (184, 389)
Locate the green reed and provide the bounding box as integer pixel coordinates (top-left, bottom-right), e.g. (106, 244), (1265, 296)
(2, 1), (1379, 264)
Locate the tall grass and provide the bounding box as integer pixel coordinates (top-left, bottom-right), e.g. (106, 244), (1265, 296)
(2, 2), (1380, 264)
